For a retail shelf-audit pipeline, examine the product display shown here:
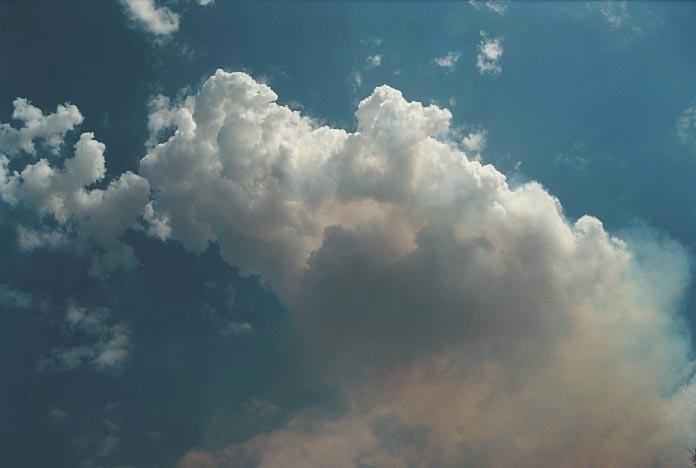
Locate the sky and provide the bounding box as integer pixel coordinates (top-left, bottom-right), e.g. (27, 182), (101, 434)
(2, 1), (696, 467)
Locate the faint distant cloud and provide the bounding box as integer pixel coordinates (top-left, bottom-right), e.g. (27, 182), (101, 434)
(476, 33), (503, 75)
(585, 1), (642, 38)
(598, 0), (628, 29)
(677, 103), (696, 148)
(0, 283), (49, 312)
(366, 54), (382, 69)
(469, 0), (509, 14)
(39, 303), (131, 374)
(361, 37), (383, 47)
(198, 0), (215, 5)
(200, 281), (254, 336)
(121, 0), (180, 36)
(433, 51), (462, 73)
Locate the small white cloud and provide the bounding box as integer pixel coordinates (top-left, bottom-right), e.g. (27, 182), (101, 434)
(677, 104), (696, 148)
(366, 54), (382, 69)
(120, 0), (180, 36)
(432, 51), (461, 73)
(469, 0), (509, 14)
(476, 33), (503, 75)
(198, 0), (215, 5)
(462, 129), (487, 156)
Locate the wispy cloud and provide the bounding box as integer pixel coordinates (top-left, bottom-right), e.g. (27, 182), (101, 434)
(120, 0), (180, 36)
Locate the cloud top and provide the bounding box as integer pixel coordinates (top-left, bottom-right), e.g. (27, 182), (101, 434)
(134, 70), (696, 467)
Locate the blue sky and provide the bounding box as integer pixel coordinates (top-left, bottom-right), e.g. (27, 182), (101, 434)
(2, 1), (696, 467)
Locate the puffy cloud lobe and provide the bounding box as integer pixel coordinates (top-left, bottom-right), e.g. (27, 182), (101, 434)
(0, 117), (152, 275)
(121, 0), (180, 36)
(142, 71), (696, 467)
(0, 98), (83, 157)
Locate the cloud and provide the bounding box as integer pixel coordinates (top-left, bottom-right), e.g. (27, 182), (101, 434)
(0, 99), (157, 276)
(134, 70), (696, 467)
(477, 33), (503, 75)
(461, 128), (487, 158)
(468, 0), (509, 14)
(432, 51), (461, 72)
(599, 0), (629, 29)
(677, 103), (696, 148)
(120, 0), (180, 36)
(0, 98), (83, 157)
(198, 0), (215, 5)
(366, 54), (382, 69)
(39, 303), (131, 374)
(0, 283), (48, 312)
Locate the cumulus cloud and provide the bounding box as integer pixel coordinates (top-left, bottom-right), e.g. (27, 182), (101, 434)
(39, 303), (131, 374)
(134, 70), (696, 467)
(198, 0), (215, 5)
(0, 98), (83, 157)
(0, 100), (158, 276)
(477, 33), (503, 75)
(120, 0), (180, 36)
(432, 51), (461, 72)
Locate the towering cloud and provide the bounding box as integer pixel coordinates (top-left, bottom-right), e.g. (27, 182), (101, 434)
(137, 71), (696, 467)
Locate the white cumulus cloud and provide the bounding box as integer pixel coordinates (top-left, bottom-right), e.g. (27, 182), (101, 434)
(677, 103), (696, 148)
(134, 70), (696, 467)
(477, 33), (503, 75)
(0, 101), (157, 276)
